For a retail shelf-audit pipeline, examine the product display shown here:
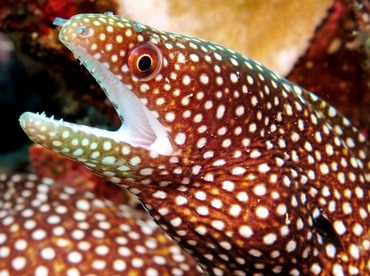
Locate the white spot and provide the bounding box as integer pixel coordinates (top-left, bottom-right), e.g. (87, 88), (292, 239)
(175, 196), (188, 205)
(32, 229), (46, 240)
(204, 173), (214, 182)
(153, 191), (167, 199)
(291, 132), (300, 142)
(286, 240), (297, 252)
(200, 74), (209, 84)
(333, 220), (346, 235)
(216, 76), (223, 85)
(218, 126), (227, 135)
(320, 163), (329, 175)
(239, 226), (253, 238)
(52, 140), (62, 147)
(195, 191), (206, 200)
(249, 249), (262, 257)
(35, 266), (49, 275)
(232, 167), (246, 175)
(304, 141), (313, 151)
(192, 165), (202, 175)
(175, 133), (186, 145)
(220, 241), (232, 250)
(68, 251), (82, 263)
(242, 138), (250, 147)
(113, 259), (127, 271)
(92, 260), (106, 270)
(248, 123), (257, 133)
(237, 192), (248, 202)
(213, 159), (226, 166)
(346, 137), (355, 148)
(14, 239), (27, 251)
(190, 54), (199, 62)
(247, 75), (254, 84)
(325, 243), (336, 258)
(103, 141), (112, 151)
(256, 206), (269, 219)
(158, 208), (169, 216)
(235, 105), (245, 116)
(352, 223), (363, 236)
(333, 264), (344, 276)
(125, 29), (132, 37)
(263, 233), (277, 245)
(222, 181), (235, 192)
(197, 137), (207, 148)
(102, 156), (116, 165)
(205, 100), (213, 109)
(211, 199), (222, 209)
(216, 105), (225, 119)
(11, 256), (26, 270)
(140, 168), (153, 176)
(253, 184), (267, 196)
(72, 148), (84, 157)
(76, 199), (90, 211)
(182, 75), (191, 85)
(230, 73), (239, 83)
(197, 206), (209, 216)
(71, 229), (85, 240)
(211, 220), (225, 231)
(229, 205), (242, 216)
(129, 156), (141, 166)
(195, 226), (207, 235)
(95, 245), (109, 256)
(250, 150), (261, 158)
(170, 217), (182, 227)
(276, 204), (287, 216)
(177, 53), (186, 63)
(278, 139), (286, 148)
(258, 163), (270, 173)
(214, 52), (222, 60)
(349, 244), (360, 259)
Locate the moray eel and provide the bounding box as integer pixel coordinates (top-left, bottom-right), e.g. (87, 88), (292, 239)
(0, 173), (202, 275)
(19, 13), (370, 275)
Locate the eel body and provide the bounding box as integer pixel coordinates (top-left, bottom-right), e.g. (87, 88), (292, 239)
(20, 13), (370, 275)
(0, 173), (202, 275)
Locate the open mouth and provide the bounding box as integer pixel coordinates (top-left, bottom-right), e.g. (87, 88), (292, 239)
(20, 20), (174, 156)
(68, 44), (174, 156)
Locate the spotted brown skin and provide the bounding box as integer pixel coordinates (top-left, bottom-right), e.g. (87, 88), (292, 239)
(20, 13), (370, 275)
(0, 173), (202, 275)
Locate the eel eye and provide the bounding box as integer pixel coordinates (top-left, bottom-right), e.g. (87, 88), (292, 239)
(128, 43), (162, 80)
(75, 25), (94, 38)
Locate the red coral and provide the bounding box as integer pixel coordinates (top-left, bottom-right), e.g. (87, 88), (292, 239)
(288, 0), (370, 139)
(44, 0), (77, 24)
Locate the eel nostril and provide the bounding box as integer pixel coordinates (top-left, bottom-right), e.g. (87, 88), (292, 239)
(53, 17), (68, 27)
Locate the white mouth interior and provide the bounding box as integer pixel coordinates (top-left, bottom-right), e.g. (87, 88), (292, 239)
(63, 44), (174, 156)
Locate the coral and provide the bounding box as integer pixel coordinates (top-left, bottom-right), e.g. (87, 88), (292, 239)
(119, 0), (333, 76)
(288, 0), (370, 139)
